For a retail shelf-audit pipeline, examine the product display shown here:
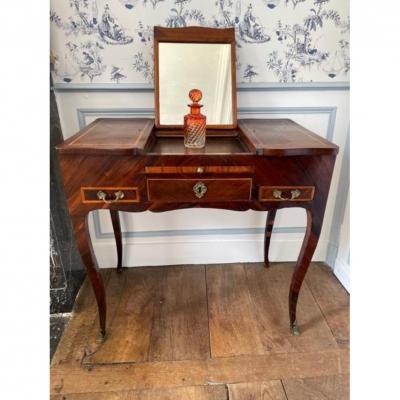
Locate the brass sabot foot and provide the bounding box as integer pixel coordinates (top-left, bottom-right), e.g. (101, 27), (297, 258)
(291, 321), (300, 336)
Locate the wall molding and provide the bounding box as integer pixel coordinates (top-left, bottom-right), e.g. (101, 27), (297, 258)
(54, 81), (349, 93)
(93, 214), (306, 240)
(92, 237), (330, 268)
(238, 106), (337, 141)
(333, 255), (350, 292)
(77, 105), (337, 141)
(326, 127), (350, 267)
(77, 107), (154, 130)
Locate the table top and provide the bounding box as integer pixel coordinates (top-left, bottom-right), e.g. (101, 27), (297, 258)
(238, 119), (338, 156)
(57, 118), (338, 157)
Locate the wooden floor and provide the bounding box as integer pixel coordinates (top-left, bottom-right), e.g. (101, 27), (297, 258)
(51, 263), (349, 399)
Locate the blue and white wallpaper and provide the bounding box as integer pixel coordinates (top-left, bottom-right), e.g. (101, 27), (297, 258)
(50, 0), (349, 84)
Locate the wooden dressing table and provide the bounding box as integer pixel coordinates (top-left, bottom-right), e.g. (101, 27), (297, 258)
(56, 26), (338, 340)
(57, 118), (338, 338)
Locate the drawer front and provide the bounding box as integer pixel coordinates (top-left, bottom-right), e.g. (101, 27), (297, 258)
(147, 179), (252, 202)
(259, 186), (315, 202)
(81, 187), (140, 204)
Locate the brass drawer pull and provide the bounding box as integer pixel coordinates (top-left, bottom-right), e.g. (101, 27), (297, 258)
(273, 189), (301, 201)
(97, 190), (125, 203)
(193, 182), (207, 199)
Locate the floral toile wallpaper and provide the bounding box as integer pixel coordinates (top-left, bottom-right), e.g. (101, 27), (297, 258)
(50, 0), (349, 84)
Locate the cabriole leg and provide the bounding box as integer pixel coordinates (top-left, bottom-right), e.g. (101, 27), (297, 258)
(110, 210), (123, 272)
(289, 208), (322, 336)
(264, 209), (277, 268)
(71, 214), (107, 339)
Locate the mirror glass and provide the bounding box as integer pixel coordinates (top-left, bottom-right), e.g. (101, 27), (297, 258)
(158, 43), (233, 126)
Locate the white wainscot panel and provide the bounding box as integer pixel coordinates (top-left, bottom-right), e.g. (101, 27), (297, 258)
(55, 91), (155, 138)
(88, 211), (312, 268)
(96, 208), (307, 234)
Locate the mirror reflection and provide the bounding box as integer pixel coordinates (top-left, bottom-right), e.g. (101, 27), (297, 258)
(158, 43), (233, 126)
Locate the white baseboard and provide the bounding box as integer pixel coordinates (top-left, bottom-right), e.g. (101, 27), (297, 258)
(91, 236), (329, 268)
(333, 256), (350, 292)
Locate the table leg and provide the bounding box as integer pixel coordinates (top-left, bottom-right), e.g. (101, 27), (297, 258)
(289, 208), (322, 336)
(71, 214), (107, 339)
(110, 210), (123, 272)
(264, 209), (276, 268)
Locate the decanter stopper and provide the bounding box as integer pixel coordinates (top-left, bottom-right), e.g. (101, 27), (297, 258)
(183, 89), (206, 149)
(189, 88), (202, 103)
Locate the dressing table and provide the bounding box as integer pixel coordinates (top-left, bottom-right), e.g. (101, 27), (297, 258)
(57, 27), (338, 340)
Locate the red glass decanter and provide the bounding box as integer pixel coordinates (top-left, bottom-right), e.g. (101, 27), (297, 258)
(183, 89), (206, 148)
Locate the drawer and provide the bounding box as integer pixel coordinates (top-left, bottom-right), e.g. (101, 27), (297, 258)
(81, 187), (140, 204)
(147, 178), (252, 202)
(259, 186), (315, 202)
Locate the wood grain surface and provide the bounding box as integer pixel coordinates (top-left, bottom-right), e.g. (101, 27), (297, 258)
(305, 263), (350, 348)
(57, 118), (339, 157)
(52, 348), (348, 395)
(153, 27), (237, 130)
(57, 116), (337, 336)
(239, 119), (339, 156)
(283, 374), (350, 400)
(57, 118), (154, 155)
(83, 266), (210, 364)
(264, 210), (276, 268)
(147, 178), (252, 202)
(207, 263), (337, 358)
(228, 380), (287, 400)
(51, 263), (349, 398)
(51, 376), (349, 400)
(109, 210), (122, 270)
(147, 136), (249, 154)
(51, 385), (227, 400)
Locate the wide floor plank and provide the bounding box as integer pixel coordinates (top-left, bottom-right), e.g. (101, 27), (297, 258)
(51, 270), (111, 368)
(148, 266), (210, 362)
(51, 384), (227, 400)
(283, 374), (349, 400)
(51, 349), (349, 395)
(306, 264), (350, 348)
(228, 380), (287, 400)
(206, 264), (266, 357)
(84, 266), (210, 364)
(207, 263), (338, 358)
(84, 267), (158, 364)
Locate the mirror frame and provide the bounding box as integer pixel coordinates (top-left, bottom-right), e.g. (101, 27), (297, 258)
(154, 26), (237, 130)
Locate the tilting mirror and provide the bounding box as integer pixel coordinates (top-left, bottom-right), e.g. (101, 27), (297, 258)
(154, 27), (237, 129)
